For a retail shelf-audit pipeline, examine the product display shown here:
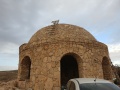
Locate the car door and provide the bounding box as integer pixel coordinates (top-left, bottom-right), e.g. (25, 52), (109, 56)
(67, 81), (76, 90)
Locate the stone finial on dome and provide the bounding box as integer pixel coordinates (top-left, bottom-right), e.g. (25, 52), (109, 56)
(51, 20), (59, 25)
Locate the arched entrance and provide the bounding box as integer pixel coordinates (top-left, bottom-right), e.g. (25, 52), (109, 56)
(60, 54), (79, 88)
(20, 56), (31, 80)
(102, 57), (112, 80)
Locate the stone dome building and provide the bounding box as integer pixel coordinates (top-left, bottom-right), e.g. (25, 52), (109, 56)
(18, 24), (113, 90)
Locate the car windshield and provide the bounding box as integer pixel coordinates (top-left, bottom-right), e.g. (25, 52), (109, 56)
(80, 83), (120, 90)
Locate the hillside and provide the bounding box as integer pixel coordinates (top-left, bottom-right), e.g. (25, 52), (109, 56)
(0, 70), (18, 82)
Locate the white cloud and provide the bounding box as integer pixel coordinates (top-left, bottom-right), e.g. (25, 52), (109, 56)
(108, 43), (120, 65)
(0, 42), (18, 54)
(0, 66), (18, 71)
(0, 0), (120, 70)
(108, 44), (120, 53)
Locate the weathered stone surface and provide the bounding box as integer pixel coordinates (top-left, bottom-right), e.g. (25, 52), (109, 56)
(0, 80), (19, 90)
(17, 24), (113, 90)
(44, 78), (53, 90)
(53, 87), (60, 90)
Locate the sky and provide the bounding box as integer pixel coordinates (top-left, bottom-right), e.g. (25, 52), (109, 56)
(0, 0), (120, 71)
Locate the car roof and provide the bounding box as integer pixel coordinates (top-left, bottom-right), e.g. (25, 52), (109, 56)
(70, 78), (111, 84)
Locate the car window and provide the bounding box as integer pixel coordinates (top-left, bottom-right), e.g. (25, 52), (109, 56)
(69, 81), (76, 90)
(80, 83), (120, 90)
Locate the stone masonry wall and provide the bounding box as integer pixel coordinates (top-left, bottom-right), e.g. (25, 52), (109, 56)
(18, 40), (112, 90)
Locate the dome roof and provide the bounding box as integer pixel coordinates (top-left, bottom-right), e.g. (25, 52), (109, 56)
(28, 24), (96, 44)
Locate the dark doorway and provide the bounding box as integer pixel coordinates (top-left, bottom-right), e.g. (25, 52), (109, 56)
(60, 54), (79, 88)
(20, 56), (31, 80)
(102, 57), (112, 80)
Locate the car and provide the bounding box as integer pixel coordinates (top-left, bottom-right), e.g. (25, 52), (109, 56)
(66, 78), (120, 90)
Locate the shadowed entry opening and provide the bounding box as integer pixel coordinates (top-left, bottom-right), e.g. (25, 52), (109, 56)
(102, 57), (112, 80)
(20, 56), (31, 80)
(60, 54), (79, 88)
